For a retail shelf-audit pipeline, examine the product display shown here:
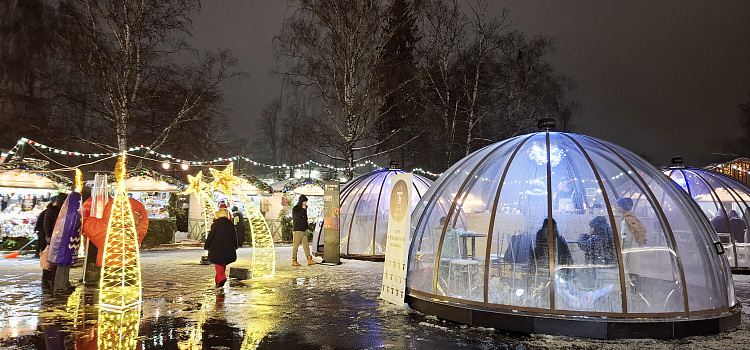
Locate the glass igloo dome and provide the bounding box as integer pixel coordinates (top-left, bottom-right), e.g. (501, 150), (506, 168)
(313, 168), (432, 260)
(664, 158), (750, 271)
(406, 119), (739, 339)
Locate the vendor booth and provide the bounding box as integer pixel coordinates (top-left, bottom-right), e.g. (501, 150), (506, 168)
(0, 166), (68, 251)
(119, 169), (184, 247)
(268, 178), (324, 243)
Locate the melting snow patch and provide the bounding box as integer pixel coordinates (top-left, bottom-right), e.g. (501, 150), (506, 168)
(419, 321), (451, 332)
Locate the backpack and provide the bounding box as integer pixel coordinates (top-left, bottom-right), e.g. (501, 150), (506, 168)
(622, 211), (647, 246)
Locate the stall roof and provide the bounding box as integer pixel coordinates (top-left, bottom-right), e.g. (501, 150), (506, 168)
(238, 180), (265, 196)
(0, 170), (61, 190)
(293, 184), (324, 196)
(123, 176), (179, 192)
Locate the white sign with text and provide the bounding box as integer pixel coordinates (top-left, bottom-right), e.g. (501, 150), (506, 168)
(380, 173), (412, 305)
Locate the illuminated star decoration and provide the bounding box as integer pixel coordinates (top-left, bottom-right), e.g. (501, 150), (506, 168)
(184, 171), (208, 199)
(208, 163), (243, 198)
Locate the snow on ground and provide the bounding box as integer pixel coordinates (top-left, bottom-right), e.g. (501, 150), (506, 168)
(2, 247), (750, 349)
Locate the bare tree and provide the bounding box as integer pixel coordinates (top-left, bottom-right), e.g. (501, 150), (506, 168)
(490, 31), (578, 140)
(52, 0), (243, 153)
(275, 0), (420, 179)
(416, 0), (466, 167)
(456, 2), (508, 156)
(257, 97), (283, 164)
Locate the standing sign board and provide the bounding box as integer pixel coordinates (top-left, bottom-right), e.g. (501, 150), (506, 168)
(380, 173), (412, 305)
(323, 181), (341, 264)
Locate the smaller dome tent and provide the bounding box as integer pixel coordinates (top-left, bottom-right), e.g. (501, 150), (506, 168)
(313, 168), (432, 260)
(664, 157), (750, 271)
(406, 119), (739, 339)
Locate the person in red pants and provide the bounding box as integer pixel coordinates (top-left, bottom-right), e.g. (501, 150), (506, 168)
(204, 206), (237, 288)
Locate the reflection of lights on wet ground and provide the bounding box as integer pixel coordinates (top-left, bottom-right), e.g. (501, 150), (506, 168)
(98, 306), (141, 350)
(0, 316), (38, 339)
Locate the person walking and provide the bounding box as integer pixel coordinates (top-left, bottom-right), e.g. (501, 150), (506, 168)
(34, 202), (51, 258)
(232, 206), (246, 247)
(292, 195), (318, 266)
(42, 194), (67, 289)
(204, 206), (238, 287)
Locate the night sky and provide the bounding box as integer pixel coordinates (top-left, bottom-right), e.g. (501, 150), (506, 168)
(190, 1), (750, 169)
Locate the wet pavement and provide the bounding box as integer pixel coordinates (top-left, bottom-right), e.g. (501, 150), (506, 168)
(2, 246), (750, 349)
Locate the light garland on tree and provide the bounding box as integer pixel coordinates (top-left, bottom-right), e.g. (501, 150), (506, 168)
(99, 152), (142, 310)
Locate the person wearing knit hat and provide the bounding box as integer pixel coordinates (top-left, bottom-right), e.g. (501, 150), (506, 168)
(204, 207), (238, 287)
(292, 195), (318, 266)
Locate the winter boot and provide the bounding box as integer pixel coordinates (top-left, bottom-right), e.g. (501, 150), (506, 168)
(292, 258), (301, 266)
(307, 256), (318, 265)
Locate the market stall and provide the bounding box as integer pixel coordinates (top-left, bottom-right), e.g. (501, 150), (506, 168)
(0, 166), (68, 251)
(119, 168), (184, 247)
(268, 178), (324, 243)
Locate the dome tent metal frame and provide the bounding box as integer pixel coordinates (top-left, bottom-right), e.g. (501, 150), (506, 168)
(665, 157), (750, 272)
(313, 168), (432, 260)
(406, 119), (739, 339)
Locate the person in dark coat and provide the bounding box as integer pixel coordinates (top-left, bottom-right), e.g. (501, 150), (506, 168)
(204, 207), (238, 287)
(42, 194), (67, 288)
(728, 210), (747, 243)
(232, 206), (246, 247)
(577, 216), (616, 265)
(531, 218), (573, 275)
(34, 202), (51, 258)
(292, 195), (318, 266)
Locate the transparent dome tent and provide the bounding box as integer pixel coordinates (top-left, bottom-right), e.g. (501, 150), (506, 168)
(312, 167), (432, 260)
(406, 119), (739, 339)
(664, 157), (750, 272)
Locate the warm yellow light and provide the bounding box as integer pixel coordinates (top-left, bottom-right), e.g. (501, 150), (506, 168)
(181, 163), (189, 171)
(74, 168), (83, 192)
(97, 306), (141, 350)
(208, 163), (243, 198)
(99, 152), (142, 310)
(238, 196), (275, 278)
(162, 161), (170, 170)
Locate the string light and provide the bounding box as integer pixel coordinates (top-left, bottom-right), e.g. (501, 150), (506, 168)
(161, 161), (170, 170)
(4, 137), (444, 177)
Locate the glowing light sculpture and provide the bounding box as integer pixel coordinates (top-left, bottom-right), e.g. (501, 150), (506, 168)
(238, 195), (275, 278)
(97, 306), (141, 350)
(204, 163), (275, 278)
(184, 171), (216, 239)
(99, 153), (142, 310)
